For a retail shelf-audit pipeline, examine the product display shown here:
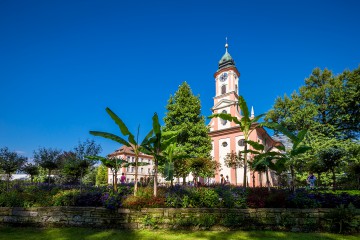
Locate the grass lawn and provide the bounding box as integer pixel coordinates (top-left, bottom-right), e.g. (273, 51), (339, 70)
(0, 227), (359, 240)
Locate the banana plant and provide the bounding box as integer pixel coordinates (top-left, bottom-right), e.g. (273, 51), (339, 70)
(162, 143), (188, 186)
(141, 113), (179, 196)
(90, 107), (152, 196)
(244, 140), (284, 191)
(209, 96), (264, 188)
(261, 122), (312, 190)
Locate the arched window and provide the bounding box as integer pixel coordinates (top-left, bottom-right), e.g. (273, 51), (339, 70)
(221, 110), (227, 125)
(235, 84), (238, 94)
(221, 85), (226, 94)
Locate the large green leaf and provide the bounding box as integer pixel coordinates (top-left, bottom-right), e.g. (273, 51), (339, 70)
(152, 113), (161, 137)
(261, 122), (297, 143)
(238, 96), (250, 120)
(105, 107), (132, 136)
(246, 140), (265, 151)
(89, 131), (131, 147)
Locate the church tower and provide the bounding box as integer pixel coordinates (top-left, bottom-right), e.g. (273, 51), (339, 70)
(208, 42), (282, 186)
(210, 42), (241, 132)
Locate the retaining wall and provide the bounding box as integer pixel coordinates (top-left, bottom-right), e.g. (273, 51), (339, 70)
(0, 207), (358, 231)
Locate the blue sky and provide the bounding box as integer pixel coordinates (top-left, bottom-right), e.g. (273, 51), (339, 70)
(1, 0), (359, 159)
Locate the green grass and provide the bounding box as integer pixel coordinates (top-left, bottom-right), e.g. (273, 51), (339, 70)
(0, 227), (358, 240)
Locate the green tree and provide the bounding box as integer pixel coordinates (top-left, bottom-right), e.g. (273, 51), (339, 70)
(0, 147), (27, 190)
(22, 163), (39, 183)
(89, 156), (127, 192)
(33, 147), (62, 184)
(161, 143), (188, 186)
(318, 146), (346, 190)
(210, 96), (264, 188)
(266, 67), (360, 140)
(188, 157), (220, 186)
(96, 163), (108, 186)
(71, 140), (101, 191)
(164, 82), (212, 183)
(90, 107), (152, 196)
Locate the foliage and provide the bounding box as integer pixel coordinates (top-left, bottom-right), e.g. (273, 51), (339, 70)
(324, 203), (360, 234)
(90, 107), (152, 196)
(142, 214), (162, 229)
(33, 147), (62, 184)
(52, 189), (80, 206)
(0, 147), (27, 190)
(96, 163), (108, 186)
(60, 140), (102, 188)
(266, 67), (360, 140)
(122, 186), (165, 209)
(163, 82), (212, 182)
(141, 113), (178, 197)
(22, 163), (39, 183)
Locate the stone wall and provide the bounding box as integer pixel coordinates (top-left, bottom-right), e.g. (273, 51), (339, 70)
(0, 207), (358, 232)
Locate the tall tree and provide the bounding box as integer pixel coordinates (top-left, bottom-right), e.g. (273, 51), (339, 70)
(163, 82), (212, 183)
(266, 67), (360, 140)
(0, 147), (27, 190)
(90, 107), (152, 196)
(210, 96), (264, 188)
(33, 147), (62, 184)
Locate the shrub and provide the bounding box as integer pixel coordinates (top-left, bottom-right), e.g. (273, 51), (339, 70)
(52, 189), (81, 206)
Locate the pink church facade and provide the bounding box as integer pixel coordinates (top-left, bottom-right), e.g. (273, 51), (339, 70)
(208, 43), (282, 187)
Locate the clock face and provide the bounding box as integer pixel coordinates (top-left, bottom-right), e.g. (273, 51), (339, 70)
(220, 72), (228, 82)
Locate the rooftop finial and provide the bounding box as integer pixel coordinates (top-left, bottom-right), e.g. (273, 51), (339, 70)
(225, 37), (228, 52)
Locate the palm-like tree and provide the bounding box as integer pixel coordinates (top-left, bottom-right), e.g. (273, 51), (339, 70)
(90, 107), (152, 196)
(261, 123), (311, 190)
(141, 113), (178, 196)
(245, 140), (284, 191)
(209, 96), (264, 188)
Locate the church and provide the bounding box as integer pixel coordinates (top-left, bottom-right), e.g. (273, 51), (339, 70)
(208, 42), (282, 187)
(108, 43), (282, 187)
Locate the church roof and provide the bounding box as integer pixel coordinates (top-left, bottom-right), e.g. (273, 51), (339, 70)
(218, 42), (236, 70)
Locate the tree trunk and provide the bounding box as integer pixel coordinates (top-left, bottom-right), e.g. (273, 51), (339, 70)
(265, 167), (271, 192)
(48, 169), (51, 185)
(153, 159), (158, 197)
(80, 169), (83, 193)
(252, 171), (255, 187)
(259, 172), (263, 188)
(243, 144), (248, 188)
(134, 157), (139, 196)
(290, 165), (295, 192)
(182, 174), (186, 185)
(332, 168), (336, 190)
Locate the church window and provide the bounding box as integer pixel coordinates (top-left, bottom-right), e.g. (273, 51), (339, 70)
(221, 85), (226, 94)
(235, 84), (238, 94)
(238, 139), (245, 146)
(222, 142), (228, 147)
(221, 110), (227, 125)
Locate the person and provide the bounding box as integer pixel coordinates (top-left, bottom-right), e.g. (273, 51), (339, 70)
(225, 175), (230, 185)
(220, 174), (225, 185)
(120, 172), (126, 184)
(306, 172), (316, 189)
